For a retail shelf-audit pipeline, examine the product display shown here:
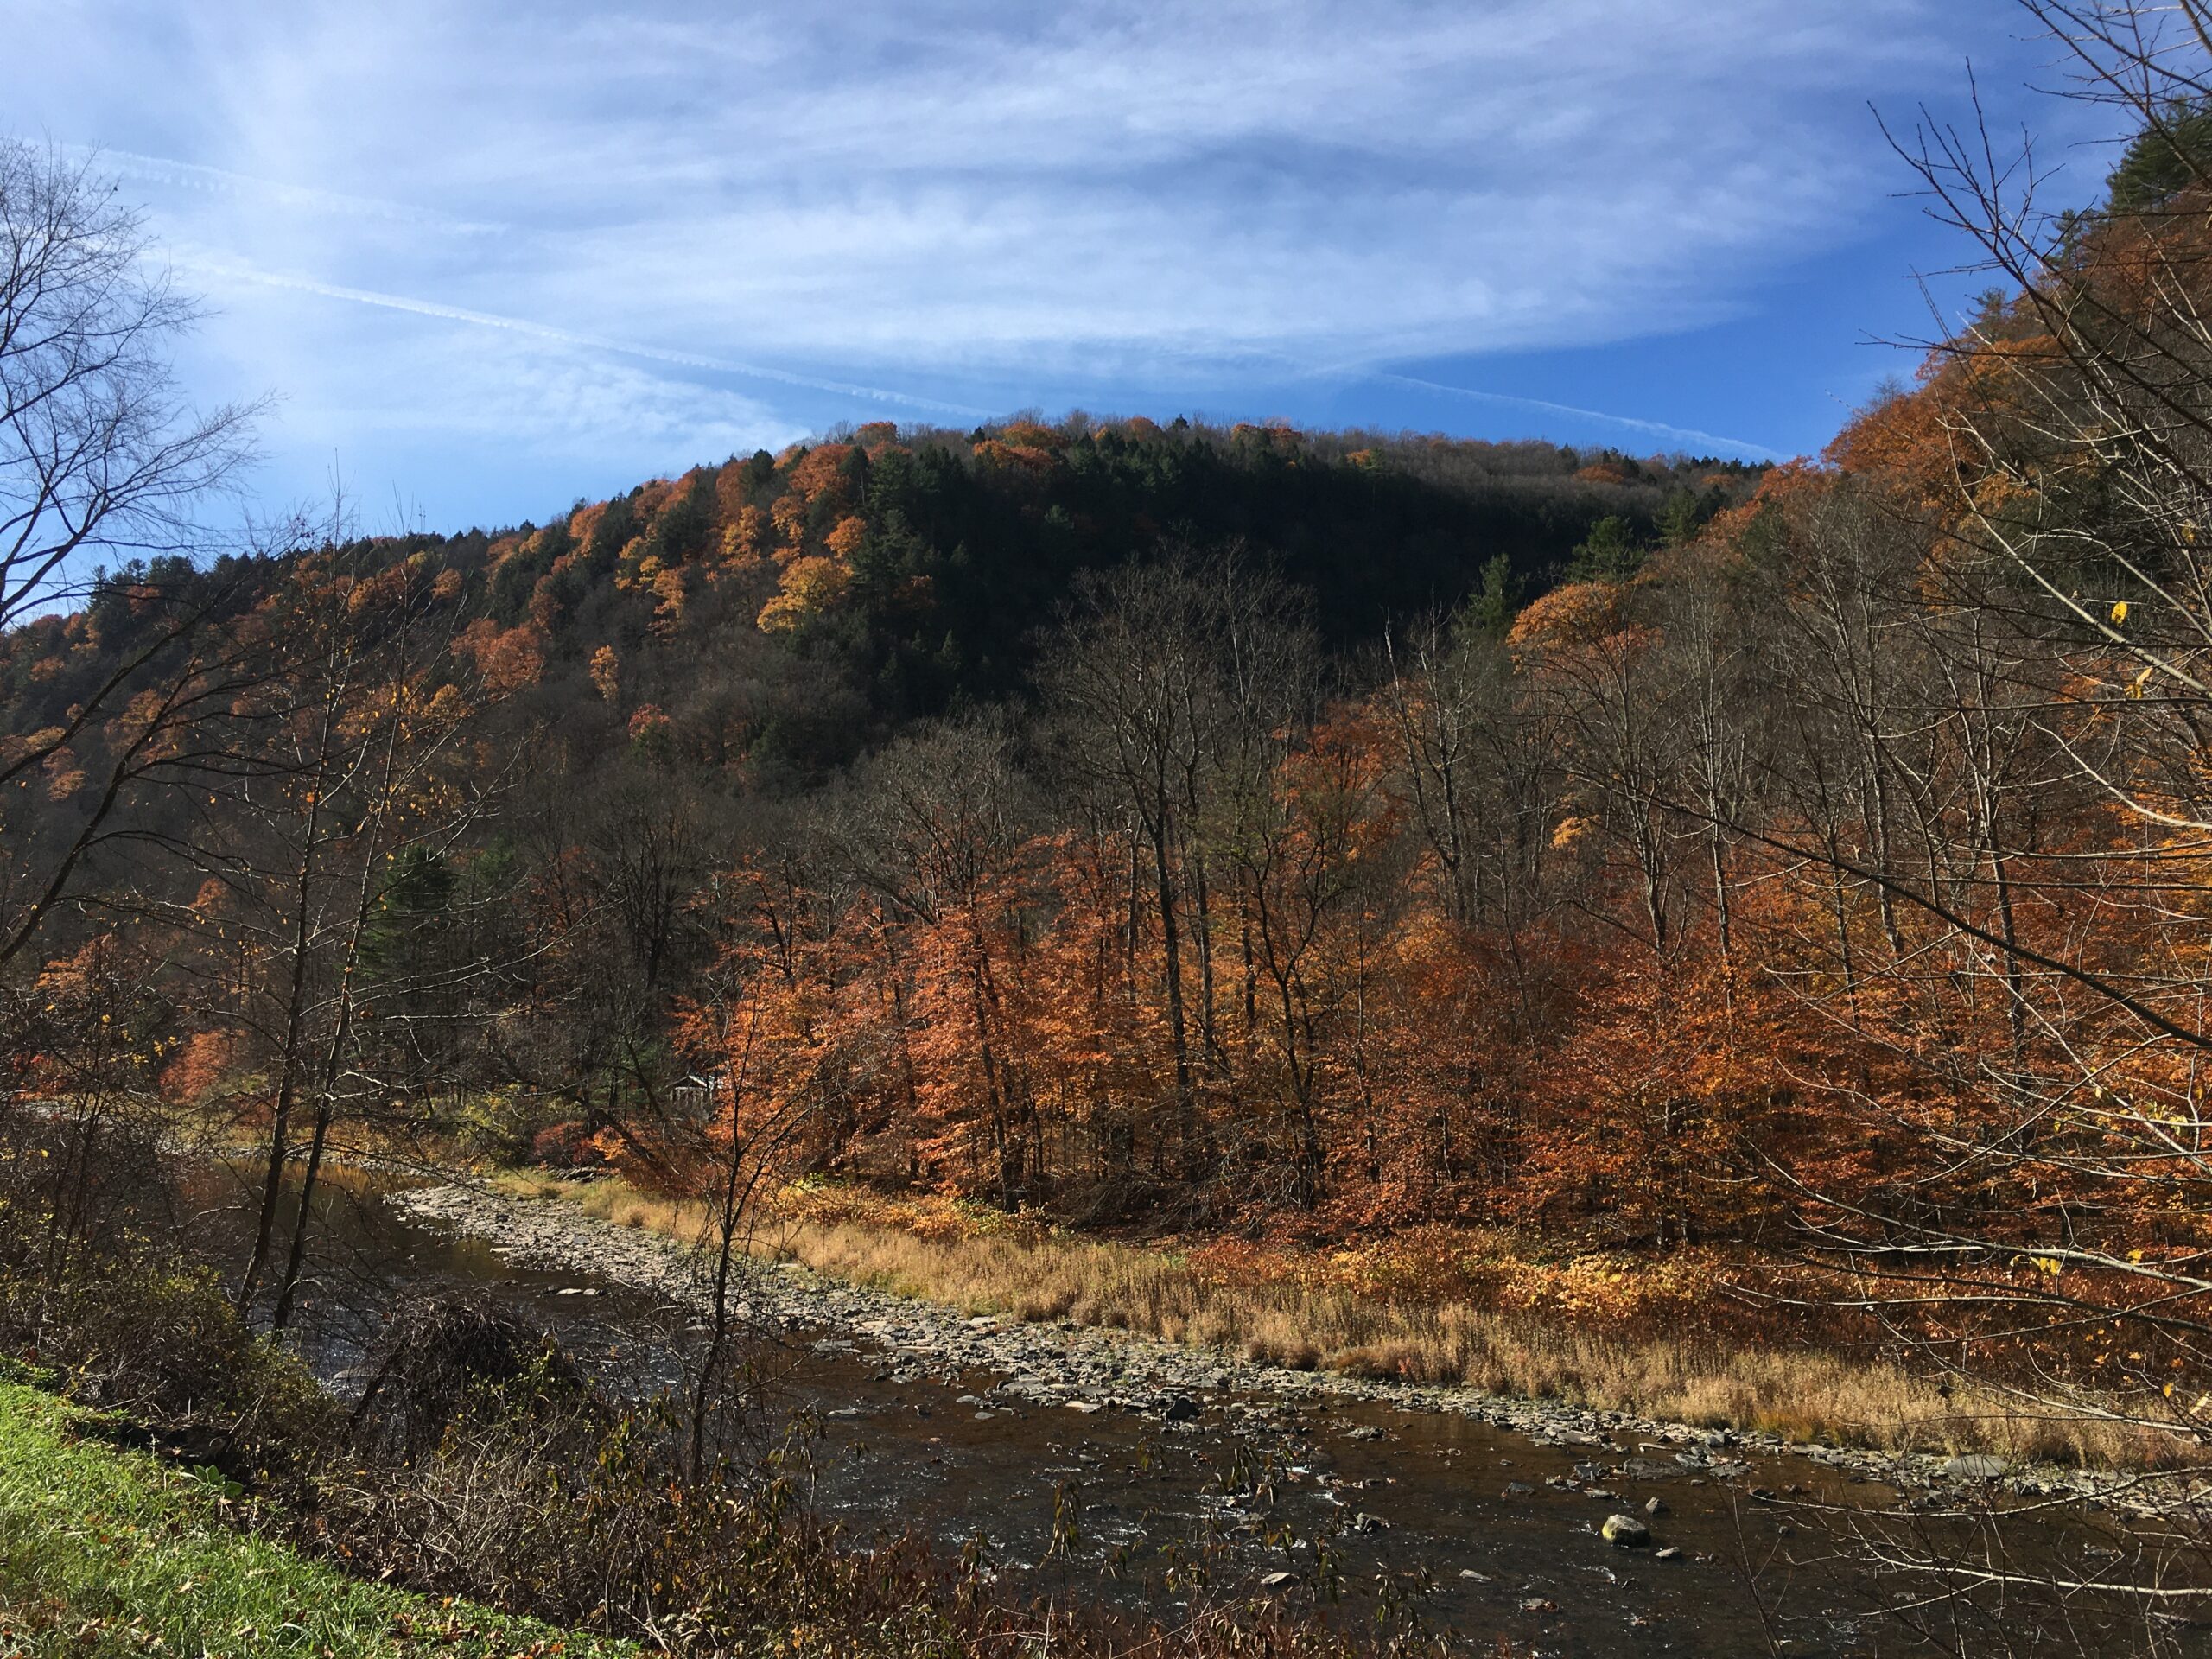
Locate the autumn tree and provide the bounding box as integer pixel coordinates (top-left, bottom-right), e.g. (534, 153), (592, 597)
(11, 933), (178, 1269)
(833, 718), (1041, 1205)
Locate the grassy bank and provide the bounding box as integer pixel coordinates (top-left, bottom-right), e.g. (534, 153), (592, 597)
(0, 1377), (631, 1659)
(499, 1172), (2177, 1471)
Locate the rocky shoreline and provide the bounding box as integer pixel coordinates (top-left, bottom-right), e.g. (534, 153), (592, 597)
(391, 1182), (2177, 1516)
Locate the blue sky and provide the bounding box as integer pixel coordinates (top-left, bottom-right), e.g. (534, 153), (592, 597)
(4, 0), (2127, 537)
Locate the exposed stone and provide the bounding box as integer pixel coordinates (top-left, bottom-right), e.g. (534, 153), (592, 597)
(1942, 1454), (2008, 1481)
(1600, 1513), (1652, 1548)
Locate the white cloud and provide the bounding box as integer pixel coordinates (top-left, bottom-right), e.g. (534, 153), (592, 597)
(3, 0), (2054, 499)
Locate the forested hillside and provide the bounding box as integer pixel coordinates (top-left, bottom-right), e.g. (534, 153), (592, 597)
(233, 422), (1748, 784)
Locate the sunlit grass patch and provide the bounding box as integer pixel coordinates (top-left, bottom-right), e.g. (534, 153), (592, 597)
(0, 1379), (632, 1658)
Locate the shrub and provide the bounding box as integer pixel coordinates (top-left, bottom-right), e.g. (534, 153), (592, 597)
(529, 1119), (604, 1170)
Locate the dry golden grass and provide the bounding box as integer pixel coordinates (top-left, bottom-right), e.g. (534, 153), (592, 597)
(490, 1172), (2179, 1471)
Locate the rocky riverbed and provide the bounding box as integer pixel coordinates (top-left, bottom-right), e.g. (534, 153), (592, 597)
(391, 1182), (2175, 1517)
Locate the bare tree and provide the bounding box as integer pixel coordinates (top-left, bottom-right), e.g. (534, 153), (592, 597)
(1795, 0), (2212, 1448)
(0, 140), (260, 970)
(1042, 551), (1311, 1185)
(1593, 10), (2212, 1626)
(126, 544), (509, 1326)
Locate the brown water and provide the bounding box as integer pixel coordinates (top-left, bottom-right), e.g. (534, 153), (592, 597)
(206, 1166), (2212, 1656)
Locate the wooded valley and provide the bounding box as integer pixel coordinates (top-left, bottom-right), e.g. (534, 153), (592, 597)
(14, 4), (2212, 1651)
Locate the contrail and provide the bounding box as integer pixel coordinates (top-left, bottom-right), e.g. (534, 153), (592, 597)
(172, 251), (1752, 450)
(1372, 372), (1786, 462)
(39, 139), (507, 236)
(178, 254), (995, 420)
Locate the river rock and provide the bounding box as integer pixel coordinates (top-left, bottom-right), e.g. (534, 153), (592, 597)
(1600, 1512), (1652, 1548)
(1942, 1453), (2007, 1480)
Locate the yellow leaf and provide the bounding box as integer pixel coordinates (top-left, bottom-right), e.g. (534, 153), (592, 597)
(2112, 599), (2129, 625)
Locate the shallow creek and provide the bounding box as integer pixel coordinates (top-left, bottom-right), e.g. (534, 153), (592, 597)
(207, 1168), (2211, 1656)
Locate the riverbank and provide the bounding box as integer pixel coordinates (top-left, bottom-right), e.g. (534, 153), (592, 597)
(0, 1376), (632, 1659)
(398, 1179), (2195, 1513)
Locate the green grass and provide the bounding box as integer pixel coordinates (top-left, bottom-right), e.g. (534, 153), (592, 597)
(0, 1379), (634, 1658)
